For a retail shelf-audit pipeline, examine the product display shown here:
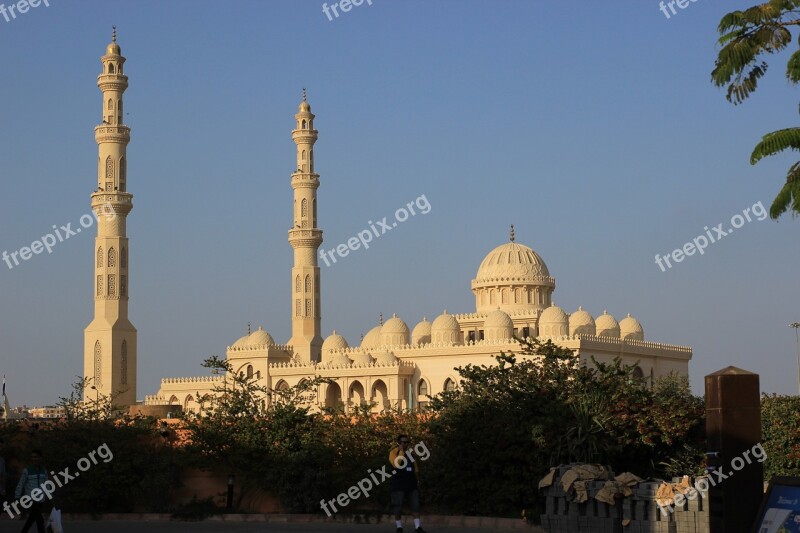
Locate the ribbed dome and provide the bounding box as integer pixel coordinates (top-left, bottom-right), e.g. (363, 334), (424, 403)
(569, 307), (596, 336)
(538, 304), (569, 337)
(361, 326), (383, 350)
(619, 314), (644, 341)
(483, 309), (513, 342)
(351, 352), (374, 366)
(595, 311), (620, 338)
(374, 351), (399, 365)
(484, 309), (513, 329)
(411, 318), (432, 345)
(232, 327), (274, 349)
(327, 352), (352, 368)
(431, 311), (461, 345)
(381, 314), (410, 346)
(322, 331), (349, 356)
(475, 242), (551, 284)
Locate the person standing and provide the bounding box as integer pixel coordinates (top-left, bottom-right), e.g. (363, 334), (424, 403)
(15, 449), (48, 533)
(389, 434), (425, 533)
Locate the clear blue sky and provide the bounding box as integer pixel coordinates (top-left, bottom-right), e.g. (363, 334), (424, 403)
(0, 0), (798, 407)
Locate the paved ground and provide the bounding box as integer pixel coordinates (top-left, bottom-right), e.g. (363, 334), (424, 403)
(0, 519), (516, 532)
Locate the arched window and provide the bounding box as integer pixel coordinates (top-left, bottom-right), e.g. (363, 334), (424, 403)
(418, 379), (429, 397)
(302, 150), (307, 160)
(108, 274), (116, 297)
(305, 275), (311, 292)
(295, 275), (301, 293)
(301, 198), (308, 217)
(120, 340), (128, 385)
(118, 100), (123, 123)
(119, 157), (126, 191)
(169, 395), (179, 405)
(246, 365), (253, 379)
(489, 290), (496, 305)
(502, 288), (508, 304)
(305, 299), (312, 316)
(108, 247), (116, 268)
(275, 380), (289, 391)
(108, 64), (115, 74)
(312, 199), (317, 223)
(94, 341), (102, 387)
(105, 156), (114, 190)
(107, 98), (114, 110)
(444, 378), (456, 392)
(96, 247), (103, 268)
(121, 247), (127, 268)
(302, 120), (307, 129)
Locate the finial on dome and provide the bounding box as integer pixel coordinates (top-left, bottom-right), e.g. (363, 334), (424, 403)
(379, 312), (383, 325)
(112, 25), (117, 43)
(247, 322), (251, 335)
(332, 329), (337, 335)
(302, 87), (307, 102)
(510, 224), (515, 242)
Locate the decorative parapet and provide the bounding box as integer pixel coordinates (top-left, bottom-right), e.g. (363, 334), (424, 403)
(540, 334), (692, 353)
(268, 361), (317, 370)
(160, 375), (225, 385)
(143, 395), (168, 405)
(453, 309), (541, 321)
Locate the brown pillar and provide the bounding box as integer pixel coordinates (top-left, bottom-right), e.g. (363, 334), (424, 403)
(705, 366), (763, 533)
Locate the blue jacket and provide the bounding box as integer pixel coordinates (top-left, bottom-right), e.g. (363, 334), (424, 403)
(15, 466), (48, 500)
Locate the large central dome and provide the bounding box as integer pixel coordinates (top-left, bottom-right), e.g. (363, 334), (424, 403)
(471, 232), (555, 314)
(475, 242), (551, 283)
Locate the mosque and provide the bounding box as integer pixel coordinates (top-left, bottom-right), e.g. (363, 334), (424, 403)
(82, 35), (692, 414)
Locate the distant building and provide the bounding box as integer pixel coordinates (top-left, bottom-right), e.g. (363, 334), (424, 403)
(27, 406), (65, 419)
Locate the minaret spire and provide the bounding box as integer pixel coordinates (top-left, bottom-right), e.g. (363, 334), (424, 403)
(84, 33), (137, 407)
(288, 91), (323, 362)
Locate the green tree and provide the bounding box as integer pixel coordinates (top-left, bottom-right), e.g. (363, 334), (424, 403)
(711, 0), (800, 218)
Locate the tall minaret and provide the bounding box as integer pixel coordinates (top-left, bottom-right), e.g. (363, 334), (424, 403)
(84, 29), (137, 406)
(288, 90), (323, 363)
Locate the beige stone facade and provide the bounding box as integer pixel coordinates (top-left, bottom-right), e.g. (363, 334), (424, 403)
(145, 95), (692, 414)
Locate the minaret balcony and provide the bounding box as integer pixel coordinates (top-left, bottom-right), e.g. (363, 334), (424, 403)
(290, 172), (320, 187)
(288, 228), (323, 248)
(291, 130), (318, 143)
(94, 125), (130, 144)
(97, 74), (129, 91)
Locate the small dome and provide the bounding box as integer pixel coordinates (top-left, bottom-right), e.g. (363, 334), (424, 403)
(106, 42), (121, 56)
(374, 351), (399, 365)
(299, 100), (311, 112)
(411, 318), (432, 345)
(569, 307), (596, 336)
(595, 311), (620, 338)
(484, 309), (514, 341)
(327, 352), (352, 368)
(538, 304), (569, 337)
(361, 326), (383, 350)
(381, 314), (410, 346)
(322, 331), (349, 359)
(484, 309), (513, 329)
(245, 327), (274, 347)
(232, 327), (274, 349)
(431, 311), (461, 345)
(619, 314), (644, 341)
(351, 352), (374, 366)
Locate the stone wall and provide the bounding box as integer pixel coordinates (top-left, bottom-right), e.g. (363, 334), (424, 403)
(539, 465), (710, 533)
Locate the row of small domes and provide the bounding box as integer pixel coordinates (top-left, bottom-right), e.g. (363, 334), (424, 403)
(231, 306), (644, 353)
